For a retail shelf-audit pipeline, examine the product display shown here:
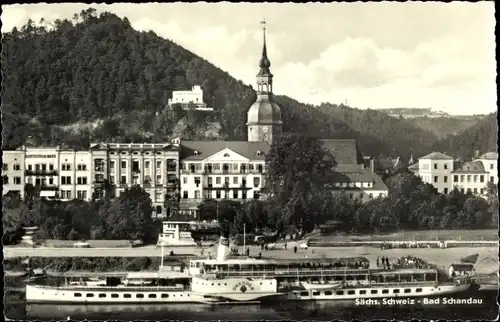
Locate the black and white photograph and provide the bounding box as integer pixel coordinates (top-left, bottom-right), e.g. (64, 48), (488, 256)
(2, 2), (498, 321)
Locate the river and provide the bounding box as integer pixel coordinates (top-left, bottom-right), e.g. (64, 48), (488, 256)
(4, 277), (498, 321)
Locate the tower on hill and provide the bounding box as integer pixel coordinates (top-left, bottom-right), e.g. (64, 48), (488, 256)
(247, 19), (283, 146)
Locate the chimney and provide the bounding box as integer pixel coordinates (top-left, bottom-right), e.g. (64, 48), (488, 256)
(370, 158), (375, 172)
(474, 150), (480, 159)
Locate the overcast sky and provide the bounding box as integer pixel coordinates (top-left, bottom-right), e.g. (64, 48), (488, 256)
(2, 2), (497, 115)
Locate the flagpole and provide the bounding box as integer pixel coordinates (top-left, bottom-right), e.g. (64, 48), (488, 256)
(160, 244), (164, 269)
(243, 223), (246, 255)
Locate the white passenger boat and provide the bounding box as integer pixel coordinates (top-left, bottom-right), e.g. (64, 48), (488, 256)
(26, 234), (477, 304)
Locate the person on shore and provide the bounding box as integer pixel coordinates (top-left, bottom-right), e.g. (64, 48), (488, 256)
(284, 242), (287, 251)
(246, 247), (250, 257)
(376, 257), (380, 267)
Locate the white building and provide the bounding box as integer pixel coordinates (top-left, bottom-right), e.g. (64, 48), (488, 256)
(409, 151), (498, 196)
(89, 142), (181, 214)
(167, 85), (213, 111)
(2, 146), (91, 200)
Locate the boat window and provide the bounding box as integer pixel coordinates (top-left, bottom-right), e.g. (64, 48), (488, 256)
(370, 290), (377, 294)
(404, 289), (411, 293)
(393, 289), (400, 294)
(124, 294), (131, 298)
(359, 290), (367, 295)
(347, 290), (355, 295)
(324, 291), (332, 296)
(335, 291), (344, 295)
(416, 288), (422, 293)
(111, 294), (119, 298)
(312, 291), (320, 296)
(382, 289), (389, 294)
(98, 293), (106, 298)
(136, 294), (144, 298)
(300, 291), (309, 296)
(148, 294), (156, 298)
(161, 294), (169, 298)
(86, 293), (94, 297)
(74, 293), (82, 297)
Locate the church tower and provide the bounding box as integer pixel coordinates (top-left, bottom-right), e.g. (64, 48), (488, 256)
(247, 20), (282, 146)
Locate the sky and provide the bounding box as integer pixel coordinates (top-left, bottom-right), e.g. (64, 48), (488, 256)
(1, 2), (497, 115)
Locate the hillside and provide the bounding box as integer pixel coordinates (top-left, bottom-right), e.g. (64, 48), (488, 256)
(432, 112), (498, 160)
(404, 116), (485, 139)
(0, 9), (475, 159)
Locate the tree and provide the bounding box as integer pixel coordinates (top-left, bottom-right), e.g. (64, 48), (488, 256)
(265, 133), (336, 232)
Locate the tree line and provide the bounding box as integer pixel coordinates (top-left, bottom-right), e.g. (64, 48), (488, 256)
(3, 9), (493, 160)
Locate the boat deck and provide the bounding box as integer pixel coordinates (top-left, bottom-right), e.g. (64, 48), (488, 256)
(30, 285), (187, 292)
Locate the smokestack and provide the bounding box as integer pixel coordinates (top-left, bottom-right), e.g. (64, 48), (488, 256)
(370, 158), (375, 172)
(216, 230), (230, 262)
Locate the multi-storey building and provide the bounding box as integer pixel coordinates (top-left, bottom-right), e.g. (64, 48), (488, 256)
(2, 146), (91, 200)
(408, 151), (498, 196)
(167, 85), (213, 111)
(88, 142), (181, 213)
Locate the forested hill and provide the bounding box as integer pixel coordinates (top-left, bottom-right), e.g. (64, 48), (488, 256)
(404, 116), (485, 139)
(0, 9), (473, 159)
(432, 112), (498, 160)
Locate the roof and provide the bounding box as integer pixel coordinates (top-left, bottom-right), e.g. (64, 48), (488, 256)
(419, 152), (453, 160)
(452, 161), (488, 173)
(180, 141), (270, 161)
(450, 263), (474, 270)
(190, 257), (369, 266)
(329, 167), (388, 191)
(477, 152), (498, 160)
(408, 162), (419, 171)
(320, 139), (364, 165)
(165, 213), (197, 222)
(247, 95), (282, 125)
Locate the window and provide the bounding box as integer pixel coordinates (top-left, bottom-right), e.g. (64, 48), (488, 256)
(444, 164), (448, 170)
(28, 164), (33, 171)
(61, 176), (72, 185)
(77, 190), (87, 200)
(480, 175), (485, 183)
(148, 294), (156, 298)
(62, 163), (71, 171)
(370, 290), (377, 294)
(253, 177), (260, 188)
(460, 175), (464, 182)
(473, 188), (477, 194)
(382, 289), (389, 294)
(136, 294), (144, 298)
(99, 293), (106, 298)
(111, 294), (119, 298)
(324, 291), (332, 296)
(242, 191), (247, 199)
(467, 175), (471, 182)
(490, 176), (495, 182)
(312, 291), (320, 296)
(77, 177), (88, 185)
(233, 177), (238, 184)
(433, 176), (438, 183)
(109, 176), (115, 184)
(444, 188), (448, 194)
(404, 289), (411, 293)
(359, 290), (366, 295)
(77, 164), (87, 171)
(156, 174), (162, 184)
(124, 294), (132, 298)
(233, 190), (238, 199)
(473, 175), (478, 183)
(121, 161), (127, 169)
(183, 191), (188, 199)
(121, 176), (127, 184)
(416, 288), (422, 293)
(86, 293), (94, 297)
(393, 289), (400, 294)
(300, 291), (309, 296)
(13, 177), (21, 185)
(335, 291), (344, 295)
(183, 177), (187, 184)
(2, 163), (8, 171)
(42, 164), (47, 171)
(3, 176), (9, 184)
(444, 176), (448, 183)
(74, 293), (82, 297)
(156, 161), (161, 169)
(161, 294), (169, 298)
(195, 190), (200, 199)
(434, 164), (437, 169)
(454, 175), (458, 182)
(110, 161), (115, 172)
(490, 164), (494, 170)
(480, 188), (485, 195)
(61, 190), (72, 199)
(347, 290), (355, 295)
(216, 191), (221, 199)
(216, 177), (221, 185)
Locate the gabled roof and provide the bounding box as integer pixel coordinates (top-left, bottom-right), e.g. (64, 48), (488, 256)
(330, 167), (388, 191)
(320, 139), (364, 165)
(180, 141), (270, 161)
(452, 161), (488, 173)
(419, 152), (453, 160)
(165, 213), (197, 222)
(477, 152), (498, 160)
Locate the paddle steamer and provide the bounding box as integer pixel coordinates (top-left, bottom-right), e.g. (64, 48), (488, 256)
(26, 234), (476, 304)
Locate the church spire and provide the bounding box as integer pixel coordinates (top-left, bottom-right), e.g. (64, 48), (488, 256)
(258, 19), (271, 76)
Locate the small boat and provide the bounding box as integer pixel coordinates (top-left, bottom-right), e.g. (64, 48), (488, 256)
(301, 281), (341, 290)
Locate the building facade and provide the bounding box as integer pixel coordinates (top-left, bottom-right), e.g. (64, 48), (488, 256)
(167, 85), (213, 111)
(409, 151), (498, 196)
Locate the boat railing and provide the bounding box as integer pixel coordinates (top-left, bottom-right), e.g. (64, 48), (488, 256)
(213, 268), (373, 278)
(30, 284), (186, 291)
